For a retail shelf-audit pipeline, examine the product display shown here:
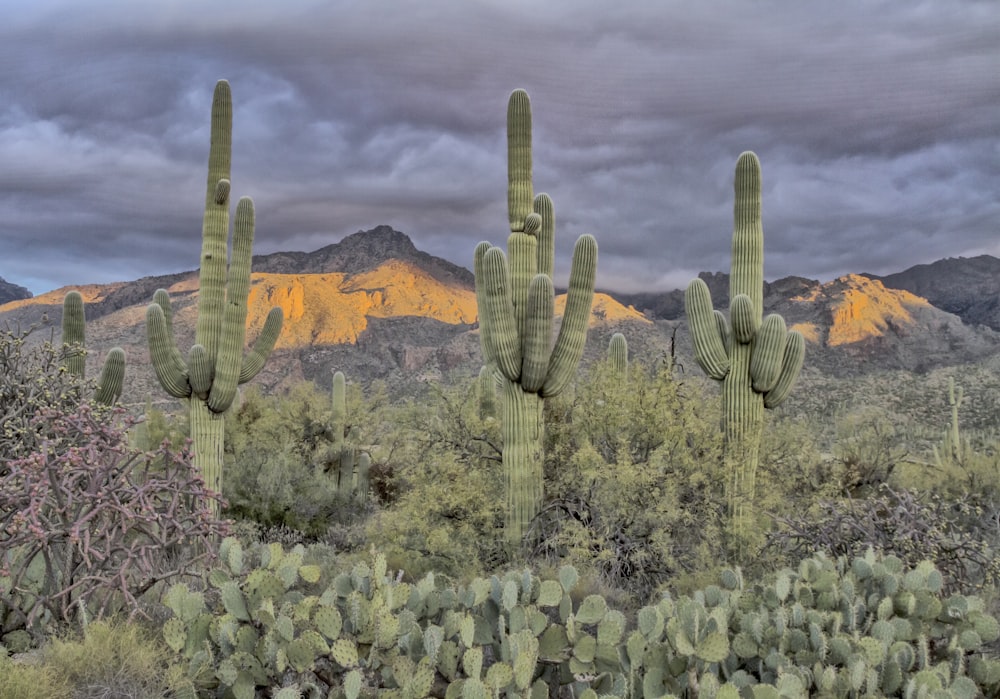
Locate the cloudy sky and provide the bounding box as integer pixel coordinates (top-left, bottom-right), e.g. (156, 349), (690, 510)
(1, 0), (997, 296)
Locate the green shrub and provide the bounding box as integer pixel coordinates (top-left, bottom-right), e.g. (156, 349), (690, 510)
(535, 358), (728, 600)
(224, 383), (377, 538)
(42, 619), (177, 699)
(366, 383), (505, 580)
(0, 649), (70, 699)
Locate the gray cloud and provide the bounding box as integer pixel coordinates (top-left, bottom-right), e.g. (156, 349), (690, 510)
(1, 0), (998, 295)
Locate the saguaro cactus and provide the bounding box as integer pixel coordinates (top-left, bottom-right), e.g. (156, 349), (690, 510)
(608, 332), (628, 378)
(684, 152), (804, 541)
(319, 370), (370, 501)
(145, 80), (283, 515)
(475, 89), (598, 543)
(61, 290), (126, 405)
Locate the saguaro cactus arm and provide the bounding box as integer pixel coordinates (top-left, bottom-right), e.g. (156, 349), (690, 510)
(540, 233), (597, 398)
(684, 279), (729, 380)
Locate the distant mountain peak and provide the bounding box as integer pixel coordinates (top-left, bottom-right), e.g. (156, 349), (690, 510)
(254, 225), (473, 287)
(867, 255), (1000, 331)
(0, 276), (32, 306)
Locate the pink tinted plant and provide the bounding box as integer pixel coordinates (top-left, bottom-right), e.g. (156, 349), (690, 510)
(0, 402), (228, 641)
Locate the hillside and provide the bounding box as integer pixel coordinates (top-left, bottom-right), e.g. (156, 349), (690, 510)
(3, 229), (999, 408)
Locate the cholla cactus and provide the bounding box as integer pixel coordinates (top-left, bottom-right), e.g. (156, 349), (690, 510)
(475, 89), (598, 543)
(145, 81), (283, 515)
(684, 152), (804, 542)
(61, 290), (126, 405)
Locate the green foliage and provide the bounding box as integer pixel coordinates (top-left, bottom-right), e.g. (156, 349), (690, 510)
(833, 405), (912, 495)
(366, 383), (506, 580)
(0, 650), (70, 699)
(160, 540), (1000, 697)
(224, 382), (376, 538)
(536, 358), (728, 600)
(903, 378), (1000, 504)
(41, 619), (180, 699)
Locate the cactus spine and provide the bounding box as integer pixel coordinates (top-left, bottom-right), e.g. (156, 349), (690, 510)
(61, 290), (126, 405)
(145, 80), (283, 515)
(475, 89), (598, 543)
(684, 152), (804, 542)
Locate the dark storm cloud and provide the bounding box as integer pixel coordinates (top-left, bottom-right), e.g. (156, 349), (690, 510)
(1, 0), (997, 295)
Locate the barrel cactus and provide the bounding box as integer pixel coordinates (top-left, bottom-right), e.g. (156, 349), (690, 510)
(145, 80), (283, 515)
(474, 89), (598, 543)
(684, 152), (804, 543)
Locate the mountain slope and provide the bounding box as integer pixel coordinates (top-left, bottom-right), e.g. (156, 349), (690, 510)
(866, 255), (1000, 331)
(0, 226), (650, 402)
(0, 277), (31, 305)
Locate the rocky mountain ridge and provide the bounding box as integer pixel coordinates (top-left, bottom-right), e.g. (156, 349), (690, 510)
(0, 276), (31, 305)
(2, 228), (998, 403)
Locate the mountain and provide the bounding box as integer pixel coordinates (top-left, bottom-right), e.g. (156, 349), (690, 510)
(2, 228), (999, 406)
(864, 255), (1000, 331)
(0, 276), (31, 305)
(617, 271), (1000, 377)
(0, 226), (651, 404)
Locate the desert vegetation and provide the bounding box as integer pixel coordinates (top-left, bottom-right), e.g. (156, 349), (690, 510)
(2, 82), (999, 698)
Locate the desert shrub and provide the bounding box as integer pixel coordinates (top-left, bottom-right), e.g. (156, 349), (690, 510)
(366, 382), (505, 580)
(534, 358), (729, 601)
(224, 382), (380, 538)
(0, 649), (70, 699)
(832, 405), (912, 495)
(0, 403), (227, 646)
(40, 619), (178, 699)
(765, 483), (1000, 595)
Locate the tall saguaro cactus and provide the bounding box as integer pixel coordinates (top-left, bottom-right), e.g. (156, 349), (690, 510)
(475, 89), (598, 543)
(145, 80), (283, 515)
(684, 152), (804, 541)
(61, 290), (126, 405)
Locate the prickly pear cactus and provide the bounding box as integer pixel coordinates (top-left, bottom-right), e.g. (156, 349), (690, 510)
(160, 540), (1000, 697)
